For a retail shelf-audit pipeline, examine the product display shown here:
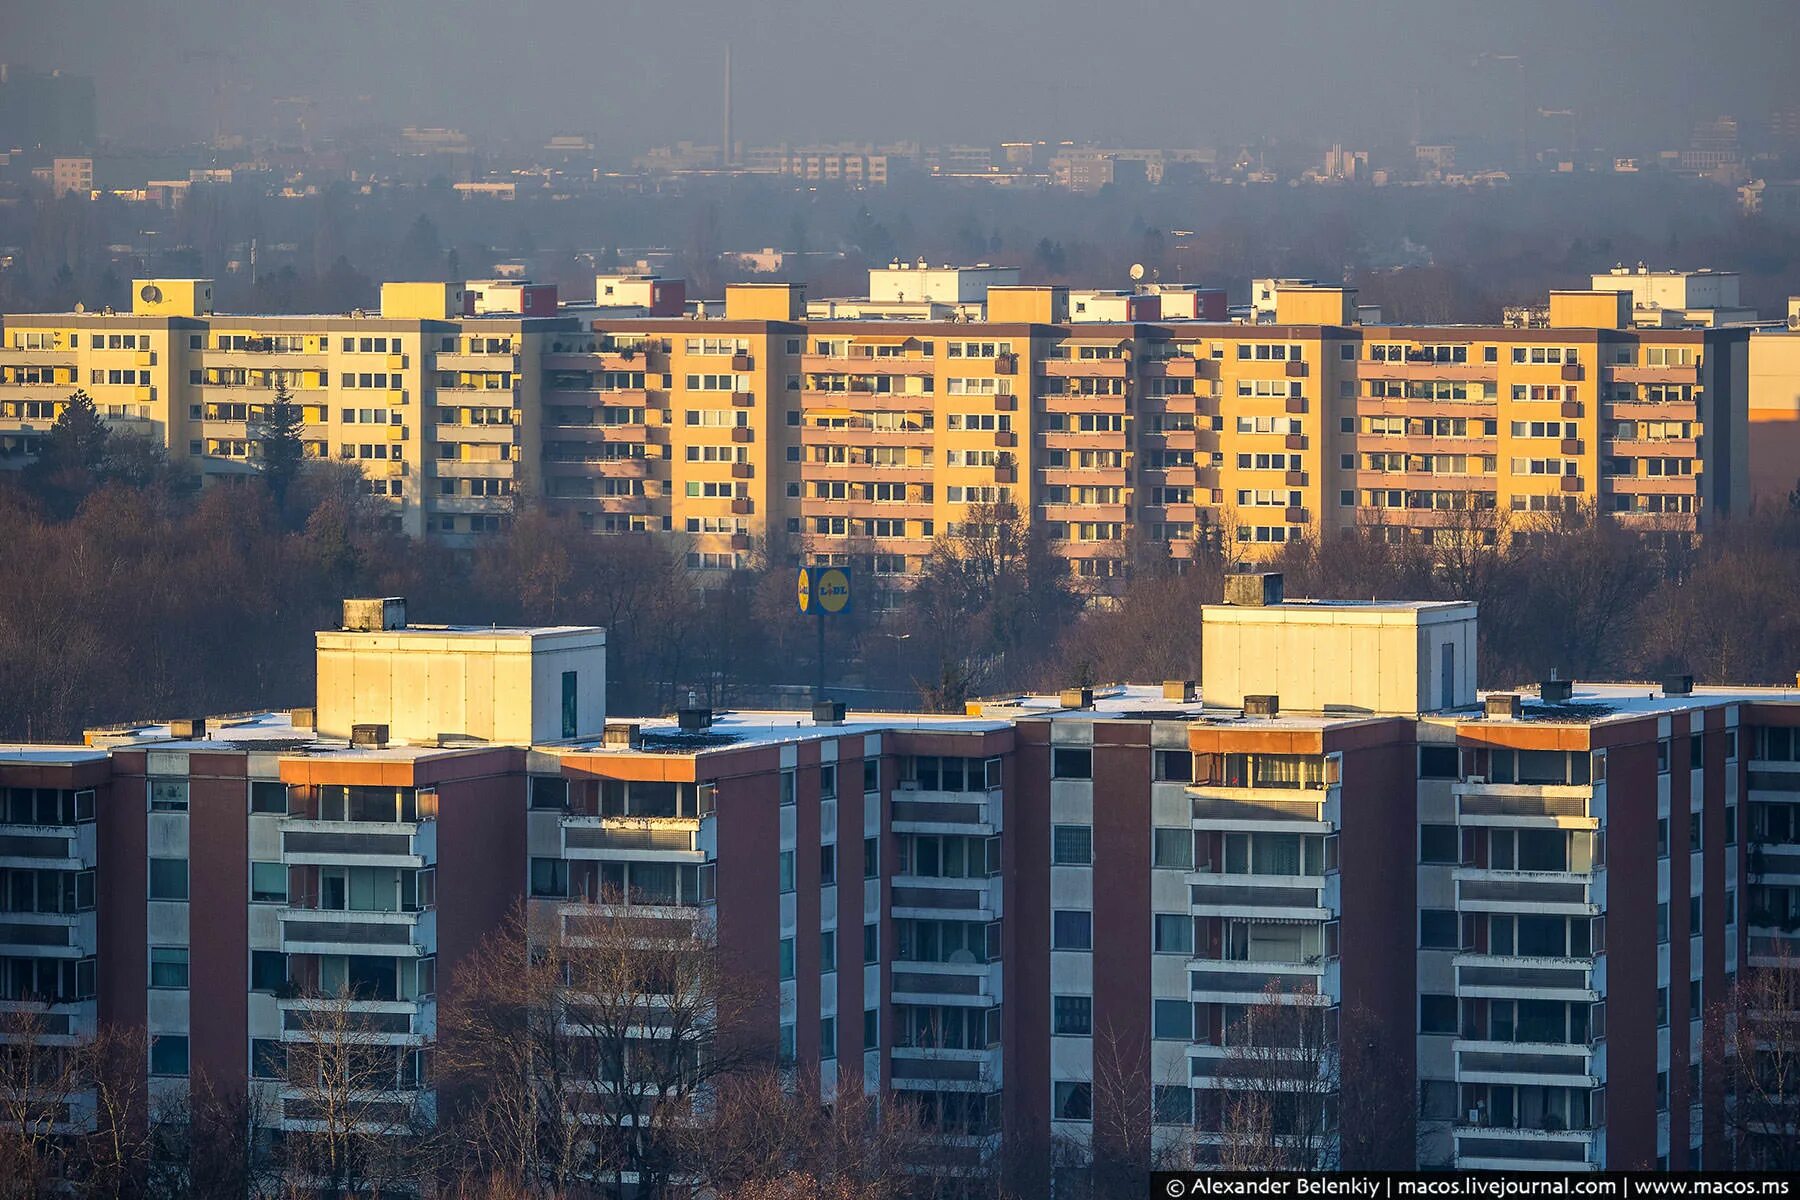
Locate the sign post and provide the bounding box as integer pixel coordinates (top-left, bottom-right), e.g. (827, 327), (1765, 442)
(796, 566), (852, 702)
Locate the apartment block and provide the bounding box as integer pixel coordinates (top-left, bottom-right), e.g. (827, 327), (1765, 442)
(1, 276), (1749, 580)
(3, 582), (1789, 1180)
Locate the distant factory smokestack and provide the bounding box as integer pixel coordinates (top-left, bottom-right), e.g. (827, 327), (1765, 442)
(722, 44), (733, 169)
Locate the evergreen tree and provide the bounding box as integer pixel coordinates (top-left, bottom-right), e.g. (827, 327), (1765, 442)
(28, 389), (110, 515)
(258, 381), (306, 513)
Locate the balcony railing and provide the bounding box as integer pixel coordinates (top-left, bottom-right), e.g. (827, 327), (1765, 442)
(1454, 953), (1598, 1000)
(278, 907), (433, 956)
(561, 816), (701, 858)
(281, 819), (433, 866)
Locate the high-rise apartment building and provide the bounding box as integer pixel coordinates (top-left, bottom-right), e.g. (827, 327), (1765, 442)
(0, 277), (1750, 583)
(1, 582), (1790, 1179)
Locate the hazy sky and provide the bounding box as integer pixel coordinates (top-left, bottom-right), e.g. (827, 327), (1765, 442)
(7, 0), (1799, 151)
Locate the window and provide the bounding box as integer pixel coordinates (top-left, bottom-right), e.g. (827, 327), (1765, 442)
(1153, 999), (1194, 1040)
(150, 1035), (189, 1077)
(251, 951), (286, 993)
(1154, 913), (1193, 955)
(1054, 1081), (1093, 1122)
(820, 1015), (837, 1061)
(779, 850), (795, 894)
(1152, 828), (1193, 870)
(1053, 995), (1093, 1036)
(1656, 901), (1670, 944)
(863, 922), (879, 964)
(864, 1008), (879, 1050)
(863, 758), (879, 793)
(251, 1038), (285, 1080)
(250, 781), (288, 814)
(1052, 825), (1093, 866)
(1153, 750), (1192, 782)
(529, 857), (568, 898)
(250, 861), (287, 903)
(821, 930), (837, 974)
(529, 777), (568, 810)
(1690, 733), (1704, 770)
(1689, 811), (1702, 852)
(780, 770), (796, 807)
(150, 947), (189, 989)
(149, 779), (188, 812)
(1657, 986), (1669, 1027)
(1052, 910), (1093, 951)
(1420, 909), (1459, 949)
(1419, 746), (1459, 779)
(819, 764), (837, 800)
(779, 937), (795, 981)
(1420, 824), (1460, 864)
(1420, 994), (1457, 1034)
(1657, 739), (1670, 774)
(864, 836), (879, 878)
(778, 1023), (796, 1065)
(1657, 817), (1670, 858)
(820, 844), (837, 886)
(1154, 1085), (1194, 1126)
(1051, 748), (1092, 780)
(149, 857), (188, 901)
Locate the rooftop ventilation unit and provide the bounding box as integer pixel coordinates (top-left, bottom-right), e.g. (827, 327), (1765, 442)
(1485, 694), (1522, 720)
(1539, 680), (1573, 704)
(677, 706), (713, 732)
(603, 722), (642, 749)
(1244, 694), (1280, 718)
(1059, 687), (1094, 710)
(1224, 572), (1284, 607)
(350, 723), (390, 749)
(1163, 680), (1197, 703)
(1663, 674), (1694, 696)
(290, 707), (316, 731)
(169, 718), (207, 739)
(812, 701), (847, 726)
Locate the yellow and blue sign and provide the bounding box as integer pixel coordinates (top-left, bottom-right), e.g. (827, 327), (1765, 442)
(797, 566), (853, 615)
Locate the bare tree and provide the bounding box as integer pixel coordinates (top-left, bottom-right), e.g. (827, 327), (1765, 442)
(1702, 946), (1800, 1171)
(279, 988), (433, 1197)
(1334, 1002), (1419, 1169)
(0, 1005), (85, 1197)
(437, 899), (761, 1199)
(1212, 983), (1336, 1169)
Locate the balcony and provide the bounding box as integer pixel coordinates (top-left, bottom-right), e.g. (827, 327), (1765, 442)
(439, 423), (517, 445)
(1454, 785), (1595, 824)
(890, 876), (997, 921)
(1188, 789), (1329, 831)
(435, 351), (521, 371)
(1453, 1040), (1597, 1087)
(889, 1046), (1001, 1092)
(281, 819), (433, 867)
(1453, 869), (1599, 915)
(561, 815), (701, 861)
(1188, 876), (1328, 920)
(1040, 358), (1128, 378)
(1604, 363), (1699, 387)
(278, 907), (434, 957)
(0, 822), (97, 871)
(0, 997), (97, 1044)
(0, 910), (96, 957)
(276, 995), (432, 1045)
(1187, 956), (1328, 1005)
(1453, 953), (1599, 1002)
(1453, 1126), (1598, 1171)
(1359, 361), (1497, 384)
(891, 788), (998, 833)
(891, 961), (998, 1007)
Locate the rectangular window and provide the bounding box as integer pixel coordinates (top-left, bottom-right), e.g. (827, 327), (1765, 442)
(779, 936), (795, 981)
(149, 947), (189, 989)
(778, 1022), (796, 1065)
(1054, 1081), (1093, 1122)
(149, 779), (188, 812)
(1153, 913), (1193, 955)
(251, 950), (287, 993)
(819, 1015), (837, 1061)
(863, 758), (879, 793)
(1053, 994), (1093, 1036)
(1420, 909), (1459, 949)
(1152, 828), (1194, 870)
(1051, 824), (1093, 866)
(561, 670), (578, 739)
(1690, 733), (1704, 770)
(1419, 746), (1460, 779)
(819, 843), (836, 886)
(251, 1038), (285, 1080)
(250, 781), (288, 814)
(864, 836), (879, 878)
(1051, 748), (1092, 780)
(781, 770), (796, 807)
(1420, 824), (1460, 864)
(1052, 910), (1093, 951)
(820, 929), (837, 974)
(148, 857), (188, 901)
(1420, 994), (1457, 1034)
(863, 922), (879, 964)
(529, 857), (568, 898)
(529, 776), (568, 810)
(819, 764), (837, 800)
(150, 1035), (190, 1077)
(863, 1008), (879, 1050)
(1152, 750), (1192, 782)
(1153, 999), (1194, 1040)
(250, 861), (287, 903)
(1154, 1085), (1193, 1126)
(778, 849), (795, 894)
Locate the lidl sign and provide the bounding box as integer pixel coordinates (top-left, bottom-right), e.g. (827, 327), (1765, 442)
(797, 566), (852, 615)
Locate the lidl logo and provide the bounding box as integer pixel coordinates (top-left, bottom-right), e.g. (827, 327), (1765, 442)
(797, 566), (853, 615)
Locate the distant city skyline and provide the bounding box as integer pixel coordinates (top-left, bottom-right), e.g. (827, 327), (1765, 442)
(9, 0), (1800, 151)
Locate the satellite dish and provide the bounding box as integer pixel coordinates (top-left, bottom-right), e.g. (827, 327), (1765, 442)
(73, 302), (85, 314)
(139, 284), (162, 303)
(1129, 262), (1146, 281)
